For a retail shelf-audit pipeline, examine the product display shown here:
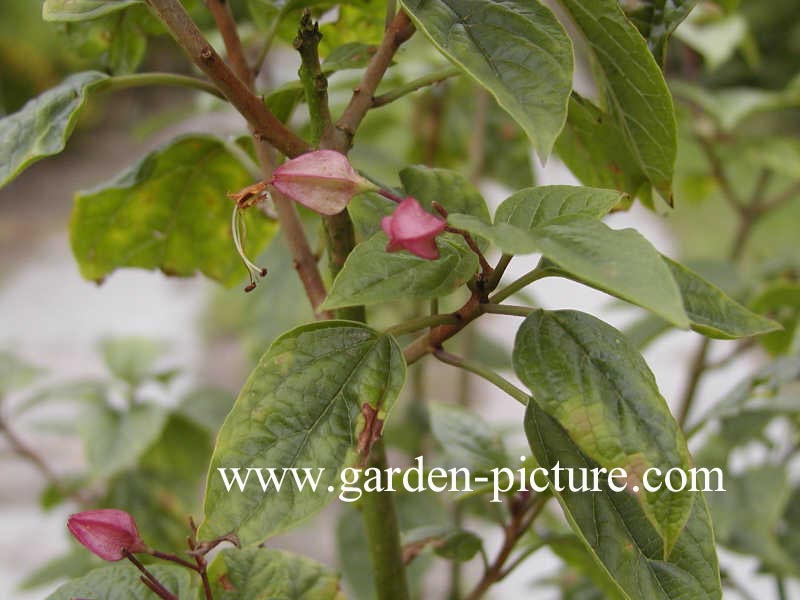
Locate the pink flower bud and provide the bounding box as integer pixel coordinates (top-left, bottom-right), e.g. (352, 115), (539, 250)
(67, 509), (147, 561)
(270, 150), (377, 215)
(381, 197), (447, 260)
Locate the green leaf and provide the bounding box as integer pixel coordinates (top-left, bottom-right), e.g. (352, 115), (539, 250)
(177, 387), (235, 434)
(400, 0), (573, 159)
(19, 548), (101, 591)
(433, 529), (483, 561)
(0, 351), (44, 394)
(80, 402), (169, 478)
(0, 71), (107, 188)
(525, 401), (721, 600)
(321, 233), (478, 310)
(42, 0), (141, 21)
(672, 79), (800, 133)
(665, 257), (781, 339)
(495, 185), (623, 227)
(514, 310), (694, 553)
(558, 0), (677, 200)
(99, 337), (167, 386)
(70, 135), (277, 287)
(548, 535), (626, 600)
(450, 212), (688, 327)
(555, 94), (649, 198)
(399, 165), (490, 223)
(429, 402), (508, 473)
(105, 414), (213, 551)
(673, 13), (747, 71)
(323, 42), (377, 72)
(107, 9), (148, 75)
(209, 547), (344, 599)
(265, 81), (305, 123)
(46, 564), (195, 600)
(622, 0), (699, 63)
(201, 321), (405, 544)
(707, 466), (797, 576)
(750, 282), (800, 355)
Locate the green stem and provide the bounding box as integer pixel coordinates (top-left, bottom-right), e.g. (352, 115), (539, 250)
(385, 314), (460, 337)
(372, 66), (461, 108)
(96, 72), (224, 99)
(487, 254), (512, 291)
(434, 349), (528, 406)
(776, 577), (788, 600)
(481, 304), (533, 318)
(295, 11), (334, 145)
(490, 266), (552, 304)
(361, 440), (411, 600)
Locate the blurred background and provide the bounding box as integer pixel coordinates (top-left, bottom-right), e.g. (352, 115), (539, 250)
(2, 1), (800, 598)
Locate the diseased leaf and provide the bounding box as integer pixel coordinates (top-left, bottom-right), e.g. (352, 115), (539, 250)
(322, 233), (478, 310)
(201, 321), (405, 544)
(514, 310), (694, 552)
(555, 94), (649, 199)
(70, 135), (277, 287)
(0, 71), (107, 188)
(42, 0), (141, 22)
(46, 564), (195, 599)
(525, 401), (721, 600)
(400, 0), (573, 159)
(209, 547), (344, 599)
(622, 0), (699, 63)
(558, 0), (677, 200)
(664, 257), (781, 339)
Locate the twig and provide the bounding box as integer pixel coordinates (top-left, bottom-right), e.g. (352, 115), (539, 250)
(481, 303), (533, 318)
(371, 66), (461, 108)
(677, 337), (711, 428)
(295, 10), (334, 145)
(490, 265), (552, 304)
(433, 349), (528, 406)
(332, 10), (415, 151)
(463, 494), (548, 600)
(697, 135), (743, 213)
(204, 0), (253, 87)
(0, 413), (92, 506)
(125, 550), (177, 600)
(191, 0), (330, 316)
(95, 72), (224, 98)
(145, 0), (309, 158)
(385, 314), (461, 337)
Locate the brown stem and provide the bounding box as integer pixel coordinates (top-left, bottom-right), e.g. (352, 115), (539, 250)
(193, 0), (330, 315)
(204, 0), (253, 87)
(149, 550), (200, 571)
(464, 494), (548, 600)
(332, 10), (415, 152)
(125, 550), (177, 600)
(145, 0), (309, 158)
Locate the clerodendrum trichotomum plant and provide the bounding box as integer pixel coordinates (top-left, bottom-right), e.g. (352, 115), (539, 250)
(2, 0), (800, 598)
